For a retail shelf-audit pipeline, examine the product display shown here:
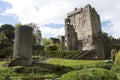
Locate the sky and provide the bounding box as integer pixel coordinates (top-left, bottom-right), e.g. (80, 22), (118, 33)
(0, 0), (120, 38)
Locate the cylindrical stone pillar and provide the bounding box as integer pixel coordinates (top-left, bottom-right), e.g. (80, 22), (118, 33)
(13, 26), (33, 66)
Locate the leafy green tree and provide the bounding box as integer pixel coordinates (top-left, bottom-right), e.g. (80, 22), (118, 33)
(0, 24), (15, 43)
(41, 38), (50, 45)
(0, 33), (13, 58)
(45, 45), (58, 51)
(57, 42), (65, 51)
(14, 23), (22, 28)
(115, 51), (120, 65)
(44, 45), (58, 56)
(102, 32), (120, 59)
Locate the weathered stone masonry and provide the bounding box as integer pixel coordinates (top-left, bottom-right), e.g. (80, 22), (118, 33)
(10, 26), (33, 66)
(65, 4), (105, 59)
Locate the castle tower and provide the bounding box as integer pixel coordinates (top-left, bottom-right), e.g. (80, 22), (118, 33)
(65, 4), (105, 59)
(11, 26), (33, 66)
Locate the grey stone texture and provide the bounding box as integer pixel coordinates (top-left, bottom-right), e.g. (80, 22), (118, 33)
(65, 4), (105, 59)
(49, 36), (65, 45)
(11, 26), (33, 66)
(49, 38), (60, 44)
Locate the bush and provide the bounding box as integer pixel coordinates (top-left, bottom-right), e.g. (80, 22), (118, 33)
(0, 45), (13, 58)
(45, 45), (58, 51)
(49, 51), (80, 59)
(115, 51), (120, 65)
(32, 45), (45, 56)
(111, 65), (120, 73)
(96, 60), (113, 70)
(60, 68), (118, 80)
(44, 45), (58, 55)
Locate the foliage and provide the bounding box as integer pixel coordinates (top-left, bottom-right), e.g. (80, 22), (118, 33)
(0, 46), (13, 58)
(0, 24), (15, 58)
(0, 61), (72, 79)
(32, 26), (41, 46)
(111, 65), (120, 73)
(114, 51), (120, 65)
(0, 33), (13, 58)
(41, 38), (50, 45)
(0, 24), (15, 43)
(57, 42), (65, 51)
(102, 32), (120, 59)
(95, 60), (113, 70)
(60, 68), (118, 80)
(45, 45), (58, 51)
(32, 45), (45, 56)
(15, 23), (22, 28)
(48, 51), (80, 59)
(47, 58), (105, 69)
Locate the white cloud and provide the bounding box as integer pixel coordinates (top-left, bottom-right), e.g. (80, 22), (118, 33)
(41, 26), (64, 38)
(1, 0), (120, 38)
(0, 23), (3, 26)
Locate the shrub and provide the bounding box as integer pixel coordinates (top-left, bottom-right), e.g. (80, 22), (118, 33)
(115, 51), (120, 65)
(45, 45), (58, 51)
(96, 60), (113, 70)
(60, 68), (118, 80)
(49, 51), (80, 59)
(111, 65), (120, 73)
(44, 45), (58, 56)
(32, 45), (45, 56)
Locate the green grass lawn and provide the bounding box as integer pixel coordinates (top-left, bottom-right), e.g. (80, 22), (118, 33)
(59, 68), (118, 80)
(0, 61), (57, 79)
(0, 58), (114, 80)
(46, 58), (105, 69)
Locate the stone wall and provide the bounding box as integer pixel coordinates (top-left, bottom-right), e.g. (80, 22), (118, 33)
(65, 4), (105, 59)
(12, 26), (33, 66)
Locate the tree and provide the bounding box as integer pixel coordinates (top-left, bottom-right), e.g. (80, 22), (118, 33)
(102, 32), (120, 59)
(0, 33), (13, 58)
(41, 38), (50, 46)
(0, 24), (15, 43)
(33, 29), (42, 46)
(14, 23), (22, 28)
(57, 42), (65, 51)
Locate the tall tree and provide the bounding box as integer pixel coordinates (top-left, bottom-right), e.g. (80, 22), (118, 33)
(0, 24), (15, 43)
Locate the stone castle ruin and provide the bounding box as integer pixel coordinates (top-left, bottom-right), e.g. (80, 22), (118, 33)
(9, 26), (33, 66)
(8, 4), (105, 66)
(65, 4), (105, 59)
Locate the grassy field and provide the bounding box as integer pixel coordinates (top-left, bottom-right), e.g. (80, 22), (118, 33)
(46, 58), (106, 69)
(0, 58), (116, 80)
(0, 61), (57, 79)
(59, 68), (118, 80)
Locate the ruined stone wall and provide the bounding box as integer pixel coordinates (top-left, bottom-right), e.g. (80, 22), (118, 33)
(65, 23), (78, 50)
(49, 38), (60, 44)
(13, 26), (33, 66)
(58, 36), (65, 43)
(65, 4), (105, 59)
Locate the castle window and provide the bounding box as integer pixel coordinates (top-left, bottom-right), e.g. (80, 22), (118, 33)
(68, 34), (70, 37)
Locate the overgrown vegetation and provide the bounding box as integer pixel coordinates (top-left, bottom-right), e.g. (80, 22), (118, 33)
(60, 68), (118, 80)
(46, 58), (113, 70)
(1, 24), (120, 80)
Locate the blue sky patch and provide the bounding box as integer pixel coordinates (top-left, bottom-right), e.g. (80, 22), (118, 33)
(0, 0), (11, 13)
(101, 20), (113, 27)
(0, 15), (18, 25)
(0, 0), (18, 25)
(44, 23), (64, 28)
